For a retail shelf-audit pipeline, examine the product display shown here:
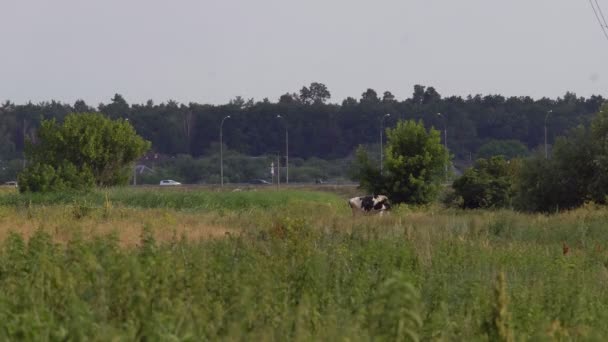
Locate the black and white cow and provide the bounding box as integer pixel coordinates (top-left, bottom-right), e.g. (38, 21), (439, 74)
(348, 194), (391, 216)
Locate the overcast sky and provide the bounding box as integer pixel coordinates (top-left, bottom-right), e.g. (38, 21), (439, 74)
(1, 0), (607, 106)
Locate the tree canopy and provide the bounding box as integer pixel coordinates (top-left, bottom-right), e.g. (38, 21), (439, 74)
(0, 84), (602, 167)
(452, 156), (516, 209)
(354, 120), (449, 205)
(18, 113), (150, 192)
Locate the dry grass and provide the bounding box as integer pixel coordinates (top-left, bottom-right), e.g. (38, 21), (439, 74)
(0, 205), (237, 248)
(4, 189), (608, 339)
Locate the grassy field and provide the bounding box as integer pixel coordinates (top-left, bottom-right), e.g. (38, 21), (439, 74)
(1, 186), (608, 340)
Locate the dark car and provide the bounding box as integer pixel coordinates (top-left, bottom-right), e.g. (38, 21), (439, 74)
(249, 179), (271, 185)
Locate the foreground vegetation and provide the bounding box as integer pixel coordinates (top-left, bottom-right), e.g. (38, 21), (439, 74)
(1, 188), (608, 340)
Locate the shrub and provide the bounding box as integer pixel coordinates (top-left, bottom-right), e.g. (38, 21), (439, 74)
(18, 162), (94, 193)
(18, 113), (150, 192)
(514, 104), (608, 212)
(452, 156), (515, 209)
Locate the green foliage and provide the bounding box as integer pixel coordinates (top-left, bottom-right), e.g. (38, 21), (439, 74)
(383, 120), (449, 204)
(136, 149), (353, 185)
(514, 104), (608, 212)
(299, 82), (331, 104)
(4, 189), (608, 338)
(19, 113), (150, 192)
(483, 272), (514, 342)
(18, 161), (94, 193)
(513, 154), (561, 212)
(351, 145), (383, 192)
(353, 121), (448, 204)
(588, 104), (608, 203)
(0, 188), (346, 212)
(367, 272), (422, 341)
(1, 87), (604, 173)
(0, 215), (420, 340)
(452, 156), (515, 209)
(477, 139), (529, 160)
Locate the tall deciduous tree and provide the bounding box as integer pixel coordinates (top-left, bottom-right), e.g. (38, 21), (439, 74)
(361, 88), (379, 103)
(354, 120), (449, 204)
(299, 82), (331, 104)
(18, 113), (150, 192)
(383, 120), (449, 204)
(99, 94), (130, 120)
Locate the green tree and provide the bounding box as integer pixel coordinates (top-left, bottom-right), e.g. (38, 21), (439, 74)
(514, 126), (595, 212)
(18, 113), (150, 192)
(354, 120), (448, 204)
(383, 120), (449, 204)
(452, 156), (514, 209)
(299, 82), (331, 104)
(382, 91), (396, 103)
(588, 103), (608, 203)
(351, 145), (383, 192)
(98, 94), (130, 120)
(361, 88), (380, 103)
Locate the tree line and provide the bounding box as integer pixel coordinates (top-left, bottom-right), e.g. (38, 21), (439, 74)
(12, 95), (608, 213)
(0, 83), (604, 165)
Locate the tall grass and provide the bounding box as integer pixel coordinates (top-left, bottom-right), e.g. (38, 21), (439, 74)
(1, 189), (608, 339)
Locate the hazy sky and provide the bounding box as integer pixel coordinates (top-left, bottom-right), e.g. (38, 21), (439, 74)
(1, 0), (607, 106)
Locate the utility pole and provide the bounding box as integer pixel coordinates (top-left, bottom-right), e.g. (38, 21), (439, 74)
(276, 115), (289, 184)
(220, 115), (231, 187)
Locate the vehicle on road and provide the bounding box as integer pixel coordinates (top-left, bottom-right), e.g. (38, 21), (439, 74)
(3, 181), (18, 188)
(159, 180), (182, 186)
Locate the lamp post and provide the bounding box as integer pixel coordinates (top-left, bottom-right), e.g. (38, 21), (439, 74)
(220, 115), (231, 187)
(276, 115), (289, 184)
(545, 110), (552, 159)
(380, 113), (391, 173)
(437, 112), (448, 182)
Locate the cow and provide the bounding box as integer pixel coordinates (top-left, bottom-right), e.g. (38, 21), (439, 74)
(348, 194), (391, 216)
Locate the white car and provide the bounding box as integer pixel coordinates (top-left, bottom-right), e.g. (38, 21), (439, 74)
(159, 180), (182, 186)
(4, 181), (18, 188)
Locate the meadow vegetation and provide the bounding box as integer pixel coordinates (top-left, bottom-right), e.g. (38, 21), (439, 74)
(0, 187), (608, 340)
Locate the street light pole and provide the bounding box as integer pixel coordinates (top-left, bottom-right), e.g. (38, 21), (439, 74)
(220, 115), (231, 187)
(276, 115), (289, 184)
(545, 110), (552, 159)
(380, 113), (391, 173)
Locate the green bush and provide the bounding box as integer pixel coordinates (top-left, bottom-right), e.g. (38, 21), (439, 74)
(452, 156), (515, 209)
(514, 104), (608, 212)
(18, 113), (150, 192)
(18, 162), (95, 193)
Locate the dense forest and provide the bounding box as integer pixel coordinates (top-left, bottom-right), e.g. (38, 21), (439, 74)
(0, 83), (604, 183)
